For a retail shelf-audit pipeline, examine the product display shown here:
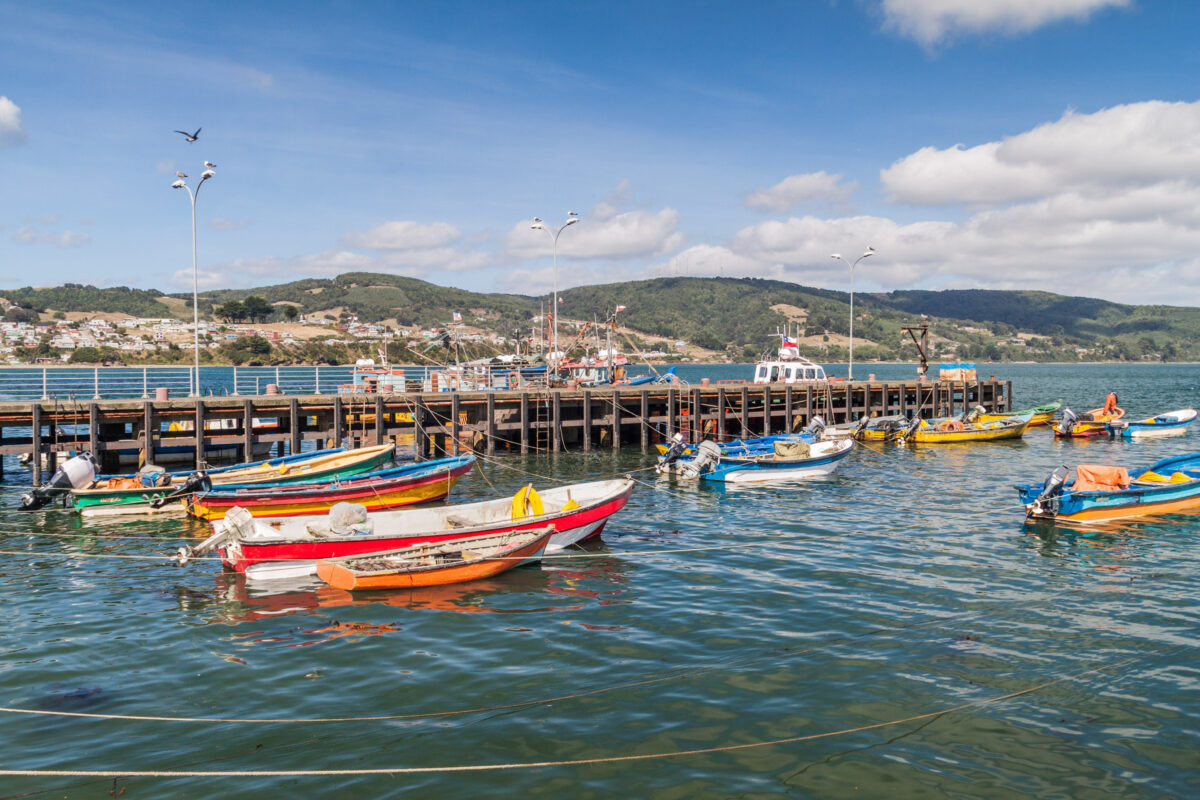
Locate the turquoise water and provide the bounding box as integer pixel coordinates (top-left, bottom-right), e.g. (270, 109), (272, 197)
(0, 364), (1197, 797)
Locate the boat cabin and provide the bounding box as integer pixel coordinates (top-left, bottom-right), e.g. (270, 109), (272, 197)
(752, 342), (827, 384)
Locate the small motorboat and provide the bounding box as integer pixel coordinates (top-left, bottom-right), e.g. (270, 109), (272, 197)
(890, 412), (1033, 444)
(315, 526), (556, 590)
(1107, 408), (1197, 439)
(1053, 397), (1124, 438)
(186, 455), (476, 520)
(658, 438), (854, 483)
(974, 400), (1062, 427)
(1016, 452), (1200, 523)
(175, 478), (634, 575)
(653, 416), (826, 458)
(69, 444), (397, 516)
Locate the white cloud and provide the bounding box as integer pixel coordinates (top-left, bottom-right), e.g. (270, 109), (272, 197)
(156, 161), (177, 175)
(745, 172), (857, 213)
(0, 96), (26, 146)
(341, 220), (461, 250)
(12, 225), (90, 248)
(209, 218), (252, 231)
(506, 208), (685, 260)
(880, 0), (1131, 48)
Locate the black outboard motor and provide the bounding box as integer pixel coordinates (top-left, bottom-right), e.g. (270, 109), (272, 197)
(1059, 408), (1078, 435)
(1028, 464), (1071, 517)
(20, 452), (96, 511)
(896, 415), (922, 444)
(655, 434), (688, 475)
(150, 470), (212, 508)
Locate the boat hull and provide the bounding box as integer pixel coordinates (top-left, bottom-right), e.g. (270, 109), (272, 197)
(977, 401), (1061, 427)
(1108, 408), (1196, 439)
(216, 479), (634, 574)
(1016, 452), (1200, 523)
(906, 414), (1033, 444)
(315, 528), (554, 590)
(188, 457), (475, 520)
(699, 440), (854, 483)
(1053, 407), (1123, 438)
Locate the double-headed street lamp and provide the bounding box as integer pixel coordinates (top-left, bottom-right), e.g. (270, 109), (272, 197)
(830, 246), (875, 381)
(172, 164), (216, 396)
(531, 212), (579, 375)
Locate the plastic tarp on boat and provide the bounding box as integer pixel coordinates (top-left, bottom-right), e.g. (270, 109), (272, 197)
(774, 441), (811, 458)
(1074, 465), (1130, 492)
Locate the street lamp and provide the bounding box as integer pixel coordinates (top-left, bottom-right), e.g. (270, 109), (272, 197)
(531, 212), (579, 377)
(830, 246), (875, 381)
(172, 165), (216, 396)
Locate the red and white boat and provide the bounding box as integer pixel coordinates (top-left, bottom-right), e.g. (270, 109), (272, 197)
(176, 478), (634, 578)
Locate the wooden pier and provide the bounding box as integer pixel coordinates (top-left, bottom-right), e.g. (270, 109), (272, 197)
(0, 378), (1010, 483)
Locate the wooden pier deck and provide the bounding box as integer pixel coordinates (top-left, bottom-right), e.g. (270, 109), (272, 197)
(0, 378), (1011, 483)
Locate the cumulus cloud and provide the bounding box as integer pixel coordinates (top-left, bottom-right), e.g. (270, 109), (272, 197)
(879, 0), (1131, 48)
(0, 96), (26, 146)
(506, 208), (685, 260)
(12, 225), (90, 248)
(745, 172), (857, 213)
(341, 220), (461, 250)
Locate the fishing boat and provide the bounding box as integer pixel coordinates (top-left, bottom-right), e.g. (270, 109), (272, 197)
(1016, 452), (1200, 523)
(659, 438), (853, 483)
(1052, 402), (1124, 438)
(752, 331), (828, 384)
(186, 455), (476, 520)
(890, 412), (1033, 444)
(175, 477), (634, 575)
(70, 444), (397, 516)
(653, 417), (826, 458)
(975, 400), (1062, 427)
(1107, 408), (1197, 439)
(314, 526), (556, 591)
(843, 414), (912, 441)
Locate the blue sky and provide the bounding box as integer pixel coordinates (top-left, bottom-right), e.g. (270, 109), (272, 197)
(1, 0), (1198, 305)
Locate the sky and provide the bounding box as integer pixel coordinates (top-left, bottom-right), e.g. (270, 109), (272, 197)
(1, 0), (1198, 306)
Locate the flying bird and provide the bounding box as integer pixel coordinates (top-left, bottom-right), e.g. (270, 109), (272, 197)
(175, 171), (188, 178)
(174, 127), (201, 142)
(204, 161), (216, 168)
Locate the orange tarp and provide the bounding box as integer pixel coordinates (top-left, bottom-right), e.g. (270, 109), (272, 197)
(1074, 464), (1130, 493)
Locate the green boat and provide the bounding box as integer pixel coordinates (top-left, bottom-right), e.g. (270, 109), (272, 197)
(975, 400), (1062, 427)
(69, 444), (396, 516)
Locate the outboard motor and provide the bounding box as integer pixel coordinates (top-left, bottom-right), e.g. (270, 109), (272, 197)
(678, 440), (722, 479)
(20, 452), (96, 511)
(851, 415), (871, 440)
(1028, 465), (1071, 517)
(1059, 408), (1078, 435)
(150, 470), (212, 509)
(895, 415), (923, 444)
(803, 415), (826, 439)
(176, 504), (252, 566)
(655, 433), (688, 475)
(964, 405), (986, 422)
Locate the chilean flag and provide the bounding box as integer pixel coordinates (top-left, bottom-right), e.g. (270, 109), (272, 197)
(782, 335), (798, 348)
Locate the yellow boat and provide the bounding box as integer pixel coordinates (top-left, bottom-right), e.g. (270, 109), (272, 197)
(975, 400), (1061, 427)
(897, 412), (1033, 444)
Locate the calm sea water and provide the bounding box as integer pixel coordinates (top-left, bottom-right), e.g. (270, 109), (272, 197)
(0, 363), (1197, 797)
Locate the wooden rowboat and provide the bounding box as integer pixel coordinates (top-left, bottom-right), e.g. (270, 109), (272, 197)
(975, 400), (1062, 427)
(899, 412), (1033, 444)
(1052, 406), (1124, 438)
(175, 477), (634, 575)
(1017, 452), (1200, 523)
(1107, 408), (1197, 439)
(187, 455), (476, 520)
(71, 444), (397, 515)
(315, 526), (556, 590)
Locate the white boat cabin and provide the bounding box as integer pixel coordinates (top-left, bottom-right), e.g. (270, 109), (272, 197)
(752, 344), (827, 384)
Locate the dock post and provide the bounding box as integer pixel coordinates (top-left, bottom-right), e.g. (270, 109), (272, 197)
(785, 386), (794, 431)
(519, 392), (529, 453)
(762, 385), (772, 436)
(89, 402), (99, 460)
(805, 385), (813, 425)
(451, 394), (461, 455)
(717, 387), (726, 441)
(375, 395), (385, 446)
(486, 393), (496, 455)
(143, 400), (155, 466)
(665, 387), (676, 441)
(194, 400), (205, 469)
(611, 389), (621, 449)
(242, 399), (254, 461)
(333, 395), (344, 451)
(412, 399), (426, 462)
(639, 390), (649, 449)
(288, 398), (300, 456)
(582, 390), (592, 451)
(551, 391), (562, 452)
(740, 386), (749, 436)
(30, 402), (41, 486)
(690, 387), (702, 443)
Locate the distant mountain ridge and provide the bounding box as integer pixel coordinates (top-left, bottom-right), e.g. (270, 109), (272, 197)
(3, 274), (1198, 361)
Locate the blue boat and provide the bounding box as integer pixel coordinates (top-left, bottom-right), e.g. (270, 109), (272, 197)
(1016, 452), (1200, 523)
(1107, 408), (1196, 439)
(659, 438), (854, 484)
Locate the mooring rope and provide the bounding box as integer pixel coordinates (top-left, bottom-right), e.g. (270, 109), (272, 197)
(0, 649), (1168, 778)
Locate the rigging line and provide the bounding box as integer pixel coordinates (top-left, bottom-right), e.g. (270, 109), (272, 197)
(0, 648), (1170, 778)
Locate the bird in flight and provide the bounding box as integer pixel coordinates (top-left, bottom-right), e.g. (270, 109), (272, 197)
(176, 171), (188, 178)
(204, 161), (216, 168)
(174, 127), (201, 142)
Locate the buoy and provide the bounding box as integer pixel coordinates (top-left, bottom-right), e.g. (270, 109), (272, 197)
(511, 484), (544, 519)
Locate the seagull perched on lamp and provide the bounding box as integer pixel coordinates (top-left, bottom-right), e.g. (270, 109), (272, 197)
(174, 127), (201, 142)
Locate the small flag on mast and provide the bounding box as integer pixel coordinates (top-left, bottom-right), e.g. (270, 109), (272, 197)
(452, 312), (462, 322)
(615, 305), (626, 312)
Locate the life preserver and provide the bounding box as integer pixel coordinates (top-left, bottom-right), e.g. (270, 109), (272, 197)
(507, 372), (519, 389)
(511, 484), (544, 519)
(613, 365), (626, 381)
(447, 375), (459, 391)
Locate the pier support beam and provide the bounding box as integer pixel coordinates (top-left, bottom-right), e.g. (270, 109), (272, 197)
(582, 390), (592, 452)
(142, 401), (155, 466)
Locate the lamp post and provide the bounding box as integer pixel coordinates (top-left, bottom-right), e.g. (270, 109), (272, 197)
(530, 212), (579, 377)
(830, 247), (875, 381)
(172, 165), (216, 396)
